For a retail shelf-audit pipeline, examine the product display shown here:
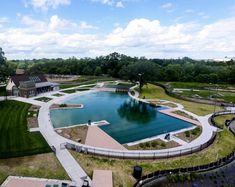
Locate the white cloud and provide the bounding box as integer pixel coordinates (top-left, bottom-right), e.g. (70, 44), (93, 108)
(198, 12), (210, 19)
(185, 9), (194, 13)
(91, 0), (114, 6)
(161, 2), (173, 9)
(116, 1), (124, 8)
(19, 15), (96, 32)
(1, 17), (235, 59)
(0, 17), (9, 23)
(91, 0), (125, 8)
(27, 0), (71, 10)
(79, 21), (97, 29)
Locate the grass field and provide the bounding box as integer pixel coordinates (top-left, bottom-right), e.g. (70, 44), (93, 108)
(67, 75), (116, 83)
(0, 153), (69, 185)
(138, 84), (222, 116)
(214, 114), (235, 129)
(179, 90), (235, 103)
(59, 75), (116, 89)
(164, 82), (235, 103)
(0, 100), (51, 158)
(35, 97), (52, 102)
(167, 82), (235, 90)
(72, 128), (235, 187)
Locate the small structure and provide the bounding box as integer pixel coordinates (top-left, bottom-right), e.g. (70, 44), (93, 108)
(6, 70), (59, 98)
(133, 166), (142, 180)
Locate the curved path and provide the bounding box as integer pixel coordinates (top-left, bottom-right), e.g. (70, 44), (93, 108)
(10, 84), (218, 186)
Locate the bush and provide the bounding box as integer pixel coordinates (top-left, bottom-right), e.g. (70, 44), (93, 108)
(59, 104), (67, 107)
(145, 142), (151, 147)
(151, 141), (159, 148)
(161, 142), (166, 147)
(191, 127), (200, 135)
(139, 143), (144, 148)
(185, 131), (190, 137)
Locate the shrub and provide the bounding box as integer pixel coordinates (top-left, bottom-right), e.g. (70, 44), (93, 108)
(161, 142), (166, 147)
(59, 104), (67, 107)
(185, 131), (190, 137)
(191, 127), (200, 135)
(151, 141), (159, 147)
(139, 143), (144, 148)
(145, 142), (150, 147)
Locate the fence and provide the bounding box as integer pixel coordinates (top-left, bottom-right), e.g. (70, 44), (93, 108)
(63, 132), (217, 160)
(134, 150), (235, 187)
(210, 110), (235, 129)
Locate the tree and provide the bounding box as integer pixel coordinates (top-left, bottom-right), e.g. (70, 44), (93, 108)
(0, 48), (9, 83)
(0, 48), (10, 99)
(94, 67), (102, 76)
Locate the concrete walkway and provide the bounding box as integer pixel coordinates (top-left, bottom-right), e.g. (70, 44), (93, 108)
(7, 84), (219, 185)
(11, 91), (92, 187)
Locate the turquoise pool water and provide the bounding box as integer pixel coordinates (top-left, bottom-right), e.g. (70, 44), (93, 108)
(50, 91), (194, 144)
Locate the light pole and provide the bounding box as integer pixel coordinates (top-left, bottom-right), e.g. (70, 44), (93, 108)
(214, 84), (219, 113)
(138, 73), (143, 93)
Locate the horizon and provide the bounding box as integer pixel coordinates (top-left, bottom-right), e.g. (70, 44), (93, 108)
(0, 0), (235, 60)
(6, 52), (234, 61)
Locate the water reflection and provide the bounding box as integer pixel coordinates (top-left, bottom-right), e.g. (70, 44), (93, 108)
(117, 99), (156, 124)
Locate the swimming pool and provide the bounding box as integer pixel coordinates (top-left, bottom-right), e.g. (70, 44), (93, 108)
(50, 91), (194, 144)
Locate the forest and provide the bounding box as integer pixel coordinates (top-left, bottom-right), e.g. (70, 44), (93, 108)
(4, 52), (235, 84)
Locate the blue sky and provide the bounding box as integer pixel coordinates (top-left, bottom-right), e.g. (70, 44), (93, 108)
(0, 0), (235, 59)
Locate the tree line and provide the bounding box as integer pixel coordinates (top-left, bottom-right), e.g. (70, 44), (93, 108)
(5, 52), (235, 84)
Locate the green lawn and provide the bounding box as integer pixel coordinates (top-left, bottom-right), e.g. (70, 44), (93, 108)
(213, 114), (235, 129)
(52, 93), (64, 97)
(59, 75), (116, 89)
(179, 90), (235, 103)
(0, 153), (69, 185)
(35, 97), (52, 102)
(163, 82), (235, 103)
(139, 84), (222, 116)
(59, 84), (79, 89)
(168, 82), (235, 90)
(67, 75), (116, 83)
(72, 128), (235, 187)
(0, 100), (51, 158)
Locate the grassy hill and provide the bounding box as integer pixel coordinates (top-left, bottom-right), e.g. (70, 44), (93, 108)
(0, 100), (51, 158)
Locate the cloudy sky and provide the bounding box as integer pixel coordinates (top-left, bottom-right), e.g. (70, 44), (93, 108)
(0, 0), (235, 59)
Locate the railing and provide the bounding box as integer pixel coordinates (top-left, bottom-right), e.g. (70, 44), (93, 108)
(63, 132), (217, 160)
(134, 150), (235, 187)
(210, 110), (235, 129)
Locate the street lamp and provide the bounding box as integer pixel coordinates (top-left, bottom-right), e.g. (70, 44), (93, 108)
(138, 73), (143, 93)
(214, 84), (219, 113)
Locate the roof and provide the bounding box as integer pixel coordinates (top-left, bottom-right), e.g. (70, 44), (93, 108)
(35, 82), (53, 88)
(11, 75), (47, 88)
(16, 69), (25, 75)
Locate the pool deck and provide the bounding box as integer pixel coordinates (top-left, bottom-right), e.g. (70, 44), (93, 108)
(159, 108), (201, 126)
(92, 170), (113, 187)
(85, 126), (127, 150)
